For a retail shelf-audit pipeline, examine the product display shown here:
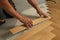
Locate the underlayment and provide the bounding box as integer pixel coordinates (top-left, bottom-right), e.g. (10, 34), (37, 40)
(13, 0), (46, 12)
(0, 2), (49, 40)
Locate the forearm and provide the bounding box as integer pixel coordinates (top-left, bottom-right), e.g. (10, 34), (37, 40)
(0, 0), (23, 20)
(27, 0), (47, 17)
(27, 0), (41, 10)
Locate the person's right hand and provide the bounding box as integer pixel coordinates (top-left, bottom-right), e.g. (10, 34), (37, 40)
(19, 16), (33, 28)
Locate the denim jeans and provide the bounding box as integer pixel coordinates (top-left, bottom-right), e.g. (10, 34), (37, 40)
(0, 8), (6, 20)
(0, 0), (16, 19)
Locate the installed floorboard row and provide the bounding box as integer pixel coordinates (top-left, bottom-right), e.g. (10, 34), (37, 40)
(26, 26), (55, 40)
(13, 20), (52, 40)
(47, 0), (60, 40)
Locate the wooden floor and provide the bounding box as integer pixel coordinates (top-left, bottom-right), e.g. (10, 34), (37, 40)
(8, 16), (55, 40)
(47, 0), (60, 40)
(1, 3), (55, 40)
(0, 1), (58, 40)
(7, 1), (57, 40)
(12, 20), (55, 40)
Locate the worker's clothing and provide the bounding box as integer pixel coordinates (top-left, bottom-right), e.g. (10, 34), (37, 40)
(0, 0), (16, 20)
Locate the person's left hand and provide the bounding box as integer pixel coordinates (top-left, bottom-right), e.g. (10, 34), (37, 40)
(36, 9), (48, 18)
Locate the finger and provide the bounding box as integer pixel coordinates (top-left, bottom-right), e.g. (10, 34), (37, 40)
(27, 18), (33, 28)
(29, 19), (33, 26)
(28, 23), (32, 28)
(26, 24), (30, 29)
(30, 21), (33, 26)
(28, 20), (33, 28)
(41, 15), (44, 18)
(30, 22), (33, 28)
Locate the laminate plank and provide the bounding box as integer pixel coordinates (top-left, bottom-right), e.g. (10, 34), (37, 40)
(9, 16), (51, 34)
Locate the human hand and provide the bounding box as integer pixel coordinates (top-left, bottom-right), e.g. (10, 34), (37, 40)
(19, 16), (33, 28)
(36, 8), (48, 18)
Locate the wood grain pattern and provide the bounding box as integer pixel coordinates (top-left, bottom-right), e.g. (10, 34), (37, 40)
(38, 32), (56, 40)
(9, 16), (51, 34)
(26, 26), (55, 40)
(47, 0), (60, 40)
(13, 21), (52, 40)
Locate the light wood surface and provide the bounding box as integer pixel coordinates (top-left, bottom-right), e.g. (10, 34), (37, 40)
(47, 0), (60, 40)
(13, 21), (52, 40)
(26, 26), (55, 40)
(38, 32), (55, 40)
(9, 16), (51, 34)
(41, 26), (54, 32)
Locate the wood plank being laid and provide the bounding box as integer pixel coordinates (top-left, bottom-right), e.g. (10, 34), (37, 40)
(25, 26), (54, 40)
(9, 16), (51, 34)
(13, 20), (53, 40)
